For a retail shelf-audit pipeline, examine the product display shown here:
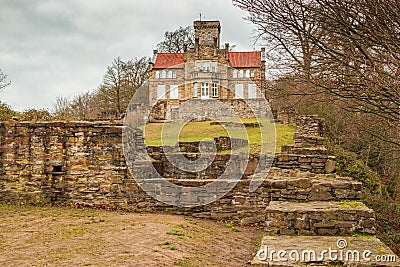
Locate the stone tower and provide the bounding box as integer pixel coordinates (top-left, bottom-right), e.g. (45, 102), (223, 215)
(193, 20), (222, 59)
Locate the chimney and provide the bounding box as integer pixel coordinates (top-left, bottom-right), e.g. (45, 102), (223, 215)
(261, 47), (266, 62)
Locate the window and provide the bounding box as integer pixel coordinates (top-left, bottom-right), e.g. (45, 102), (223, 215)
(193, 82), (198, 97)
(245, 70), (250, 78)
(170, 85), (179, 99)
(250, 70), (255, 78)
(172, 71), (176, 78)
(196, 62), (201, 71)
(201, 82), (209, 99)
(238, 70), (243, 78)
(212, 83), (218, 97)
(248, 84), (257, 99)
(157, 85), (166, 99)
(167, 70), (172, 78)
(211, 62), (217, 72)
(161, 71), (166, 78)
(155, 71), (160, 79)
(208, 32), (211, 40)
(202, 62), (210, 71)
(202, 33), (205, 40)
(235, 84), (244, 99)
(233, 70), (238, 78)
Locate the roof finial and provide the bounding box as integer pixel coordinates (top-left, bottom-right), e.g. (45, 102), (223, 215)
(199, 12), (202, 21)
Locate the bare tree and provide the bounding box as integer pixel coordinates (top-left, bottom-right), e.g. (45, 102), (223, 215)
(156, 26), (194, 53)
(97, 57), (149, 118)
(235, 0), (399, 133)
(0, 69), (11, 92)
(234, 0), (323, 79)
(234, 0), (400, 183)
(53, 96), (73, 120)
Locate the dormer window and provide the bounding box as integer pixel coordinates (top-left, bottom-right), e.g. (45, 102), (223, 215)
(167, 70), (172, 78)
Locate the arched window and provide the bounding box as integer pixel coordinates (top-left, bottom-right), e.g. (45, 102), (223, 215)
(202, 33), (205, 40)
(250, 70), (255, 78)
(245, 70), (250, 78)
(155, 71), (160, 79)
(167, 70), (172, 78)
(161, 71), (166, 78)
(238, 70), (243, 78)
(208, 32), (211, 40)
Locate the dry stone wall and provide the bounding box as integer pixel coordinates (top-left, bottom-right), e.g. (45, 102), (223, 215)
(0, 116), (345, 224)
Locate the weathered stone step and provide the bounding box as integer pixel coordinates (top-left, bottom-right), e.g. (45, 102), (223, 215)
(264, 170), (363, 201)
(265, 201), (376, 236)
(252, 235), (398, 266)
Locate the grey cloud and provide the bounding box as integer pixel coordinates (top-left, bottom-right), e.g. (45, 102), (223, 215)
(0, 0), (256, 111)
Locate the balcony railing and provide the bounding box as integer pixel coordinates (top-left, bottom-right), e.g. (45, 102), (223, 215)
(189, 71), (222, 79)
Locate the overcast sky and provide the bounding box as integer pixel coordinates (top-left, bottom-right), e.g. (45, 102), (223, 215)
(0, 0), (258, 111)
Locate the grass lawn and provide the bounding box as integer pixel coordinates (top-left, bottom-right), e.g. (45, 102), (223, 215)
(143, 118), (295, 153)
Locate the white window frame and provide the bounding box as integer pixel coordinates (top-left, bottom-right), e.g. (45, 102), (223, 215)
(155, 71), (160, 79)
(233, 70), (238, 78)
(208, 32), (211, 40)
(211, 62), (217, 72)
(170, 85), (179, 99)
(250, 70), (255, 78)
(235, 84), (244, 99)
(202, 33), (205, 40)
(248, 84), (257, 99)
(172, 71), (176, 78)
(202, 62), (210, 72)
(238, 70), (243, 78)
(161, 71), (166, 78)
(245, 70), (250, 78)
(201, 82), (209, 99)
(193, 82), (198, 97)
(196, 62), (201, 71)
(157, 85), (166, 99)
(212, 83), (218, 97)
(167, 70), (172, 78)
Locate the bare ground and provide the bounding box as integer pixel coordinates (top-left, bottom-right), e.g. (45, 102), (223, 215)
(0, 205), (262, 267)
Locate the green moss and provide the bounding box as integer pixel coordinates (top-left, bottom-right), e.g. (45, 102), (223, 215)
(339, 201), (364, 209)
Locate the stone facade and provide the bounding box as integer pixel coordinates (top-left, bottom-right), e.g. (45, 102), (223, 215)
(148, 20), (267, 120)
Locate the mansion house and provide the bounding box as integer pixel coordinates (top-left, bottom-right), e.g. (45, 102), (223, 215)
(148, 20), (266, 118)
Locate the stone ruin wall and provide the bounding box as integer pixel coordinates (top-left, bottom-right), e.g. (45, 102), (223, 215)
(0, 116), (343, 224)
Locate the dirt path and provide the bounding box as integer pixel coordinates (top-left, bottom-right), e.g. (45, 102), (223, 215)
(0, 205), (262, 266)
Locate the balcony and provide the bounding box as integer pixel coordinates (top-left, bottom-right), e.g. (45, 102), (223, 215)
(189, 71), (222, 79)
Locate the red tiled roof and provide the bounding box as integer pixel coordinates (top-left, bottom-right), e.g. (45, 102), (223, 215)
(152, 51), (262, 69)
(229, 51), (261, 67)
(153, 53), (184, 69)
